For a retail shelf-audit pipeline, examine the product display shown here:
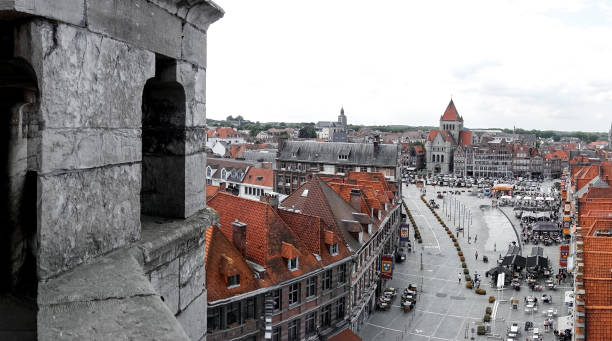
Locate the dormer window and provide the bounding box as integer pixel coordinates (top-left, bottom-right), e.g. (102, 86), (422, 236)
(221, 168), (227, 180)
(206, 166), (212, 177)
(227, 274), (240, 288)
(330, 243), (338, 256)
(288, 257), (299, 271)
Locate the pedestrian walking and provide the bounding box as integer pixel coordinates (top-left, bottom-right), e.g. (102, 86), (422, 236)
(458, 273), (462, 283)
(475, 251), (478, 260)
(475, 235), (478, 242)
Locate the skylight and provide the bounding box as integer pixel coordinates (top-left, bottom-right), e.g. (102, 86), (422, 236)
(301, 189), (309, 197)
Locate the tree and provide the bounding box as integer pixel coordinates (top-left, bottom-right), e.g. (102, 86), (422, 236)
(236, 115), (244, 121)
(226, 115), (234, 121)
(299, 125), (317, 138)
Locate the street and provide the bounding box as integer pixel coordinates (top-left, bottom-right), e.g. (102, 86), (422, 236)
(358, 183), (568, 340)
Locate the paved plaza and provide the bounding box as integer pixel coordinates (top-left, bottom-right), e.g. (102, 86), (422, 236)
(358, 183), (570, 341)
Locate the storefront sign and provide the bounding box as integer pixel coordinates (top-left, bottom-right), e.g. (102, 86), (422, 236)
(381, 256), (393, 279)
(400, 224), (410, 242)
(559, 245), (569, 267)
(563, 216), (571, 222)
(562, 228), (570, 235)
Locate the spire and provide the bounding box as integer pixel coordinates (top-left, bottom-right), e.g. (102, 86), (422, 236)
(441, 98), (461, 121)
(340, 106), (345, 115)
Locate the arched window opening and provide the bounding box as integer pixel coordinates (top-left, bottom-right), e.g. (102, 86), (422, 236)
(141, 54), (187, 218)
(1, 24), (39, 337)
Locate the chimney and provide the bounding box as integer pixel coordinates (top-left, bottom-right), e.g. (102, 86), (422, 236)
(261, 193), (279, 210)
(277, 137), (287, 156)
(232, 220), (247, 257)
(373, 135), (380, 153)
(350, 188), (362, 211)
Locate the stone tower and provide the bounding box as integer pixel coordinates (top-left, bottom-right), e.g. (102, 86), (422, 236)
(1, 1), (223, 340)
(338, 106), (347, 126)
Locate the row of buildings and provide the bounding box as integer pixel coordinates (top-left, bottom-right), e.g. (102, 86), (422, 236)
(425, 99), (611, 178)
(205, 171), (402, 340)
(565, 161), (612, 340)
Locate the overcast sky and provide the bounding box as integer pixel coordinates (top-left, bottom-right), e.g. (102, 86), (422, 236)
(207, 0), (612, 132)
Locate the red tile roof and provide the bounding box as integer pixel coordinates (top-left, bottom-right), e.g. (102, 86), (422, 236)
(459, 130), (472, 146)
(427, 129), (455, 143)
(206, 185), (220, 202)
(328, 328), (363, 341)
(440, 99), (462, 121)
(243, 167), (274, 188)
(207, 192), (319, 284)
(205, 226), (262, 302)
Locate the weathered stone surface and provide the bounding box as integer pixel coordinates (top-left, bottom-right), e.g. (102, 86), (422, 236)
(34, 21), (154, 129)
(40, 128), (141, 173)
(181, 23), (207, 67)
(38, 295), (189, 341)
(176, 291), (207, 341)
(179, 244), (205, 310)
(184, 152), (207, 217)
(141, 154), (185, 217)
(87, 0), (182, 60)
(38, 164), (141, 279)
(38, 250), (155, 306)
(138, 209), (215, 272)
(1, 0), (85, 26)
(150, 258), (180, 315)
(177, 63), (207, 127)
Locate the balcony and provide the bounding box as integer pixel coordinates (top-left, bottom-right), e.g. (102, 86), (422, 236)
(207, 318), (261, 341)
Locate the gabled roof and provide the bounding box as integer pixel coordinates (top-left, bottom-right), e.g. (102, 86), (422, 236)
(205, 226), (261, 302)
(440, 99), (463, 121)
(427, 129), (456, 144)
(282, 179), (366, 252)
(207, 193), (319, 284)
(242, 167), (274, 188)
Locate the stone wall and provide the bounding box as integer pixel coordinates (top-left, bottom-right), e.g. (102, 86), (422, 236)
(2, 1), (223, 340)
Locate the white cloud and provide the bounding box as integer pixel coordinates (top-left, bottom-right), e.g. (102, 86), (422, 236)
(207, 0), (612, 132)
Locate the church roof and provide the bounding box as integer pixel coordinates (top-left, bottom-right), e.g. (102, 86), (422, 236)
(440, 99), (463, 122)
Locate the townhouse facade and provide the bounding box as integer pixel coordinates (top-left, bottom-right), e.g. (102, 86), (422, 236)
(453, 139), (513, 178)
(275, 140), (400, 195)
(206, 193), (353, 341)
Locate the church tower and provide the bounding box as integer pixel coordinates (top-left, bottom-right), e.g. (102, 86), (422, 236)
(609, 122), (612, 150)
(439, 99), (463, 142)
(338, 106), (347, 126)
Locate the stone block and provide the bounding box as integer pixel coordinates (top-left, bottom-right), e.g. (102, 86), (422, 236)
(181, 23), (207, 67)
(38, 295), (189, 341)
(179, 244), (205, 310)
(40, 128), (141, 173)
(184, 152), (207, 217)
(176, 291), (207, 341)
(87, 0), (182, 60)
(38, 163), (141, 279)
(31, 21), (154, 129)
(141, 154), (185, 218)
(149, 258), (180, 315)
(1, 0), (85, 26)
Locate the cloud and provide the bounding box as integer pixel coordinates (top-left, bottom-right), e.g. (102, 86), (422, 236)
(207, 0), (612, 132)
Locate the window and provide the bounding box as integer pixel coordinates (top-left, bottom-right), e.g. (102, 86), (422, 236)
(305, 312), (317, 336)
(322, 269), (332, 291)
(272, 327), (281, 341)
(337, 263), (347, 284)
(329, 243), (338, 256)
(227, 274), (240, 288)
(306, 276), (317, 297)
(207, 307), (220, 332)
(226, 301), (240, 326)
(288, 318), (300, 341)
(321, 304), (331, 327)
(245, 297), (256, 319)
(221, 168), (227, 179)
(288, 257), (299, 271)
(271, 289), (281, 311)
(289, 282), (301, 305)
(336, 297), (346, 319)
(206, 167), (212, 177)
(338, 154), (349, 160)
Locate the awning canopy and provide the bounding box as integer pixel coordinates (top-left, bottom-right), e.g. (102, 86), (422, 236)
(502, 255), (527, 267)
(506, 244), (521, 256)
(536, 196), (545, 201)
(526, 255), (549, 268)
(500, 195), (512, 200)
(533, 221), (558, 232)
(530, 246), (544, 257)
(492, 184), (513, 191)
(545, 197), (555, 201)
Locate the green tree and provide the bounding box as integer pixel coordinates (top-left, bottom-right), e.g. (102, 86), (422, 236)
(226, 115), (234, 121)
(299, 125), (317, 138)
